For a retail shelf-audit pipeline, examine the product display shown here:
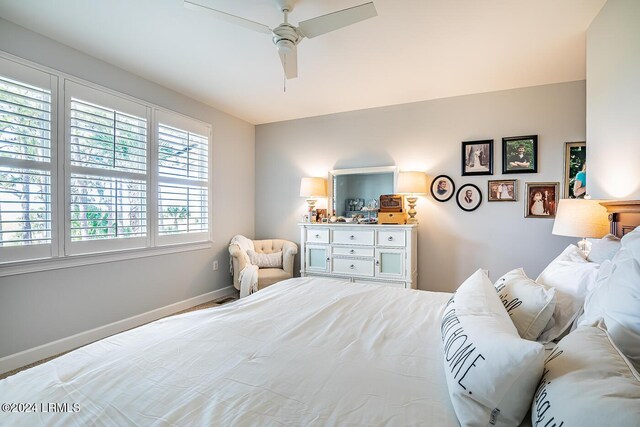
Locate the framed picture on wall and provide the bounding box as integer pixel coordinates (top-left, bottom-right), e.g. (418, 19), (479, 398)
(563, 141), (586, 199)
(488, 179), (517, 202)
(430, 174), (455, 202)
(456, 183), (482, 212)
(525, 182), (559, 218)
(502, 135), (538, 174)
(462, 140), (493, 176)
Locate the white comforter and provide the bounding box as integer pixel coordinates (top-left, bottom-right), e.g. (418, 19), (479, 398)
(0, 277), (458, 426)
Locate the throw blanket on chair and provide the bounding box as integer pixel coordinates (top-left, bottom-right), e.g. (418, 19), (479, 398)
(230, 235), (259, 298)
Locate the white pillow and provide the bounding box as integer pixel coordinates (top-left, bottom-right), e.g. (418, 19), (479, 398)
(536, 245), (600, 342)
(441, 269), (545, 427)
(247, 250), (283, 268)
(531, 324), (640, 427)
(577, 226), (640, 371)
(494, 269), (556, 341)
(587, 233), (621, 264)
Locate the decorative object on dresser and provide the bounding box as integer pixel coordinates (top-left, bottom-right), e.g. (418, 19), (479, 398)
(461, 140), (493, 176)
(378, 194), (407, 224)
(456, 183), (482, 212)
(397, 171), (427, 224)
(430, 174), (455, 202)
(563, 141), (587, 199)
(299, 223), (417, 289)
(524, 182), (558, 218)
(502, 135), (538, 174)
(300, 177), (327, 222)
(488, 179), (517, 202)
(552, 199), (609, 256)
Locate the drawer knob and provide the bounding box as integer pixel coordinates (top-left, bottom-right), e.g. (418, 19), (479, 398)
(376, 260), (380, 266)
(350, 249), (355, 254)
(387, 236), (394, 241)
(350, 264), (355, 269)
(315, 234), (320, 238)
(350, 235), (355, 240)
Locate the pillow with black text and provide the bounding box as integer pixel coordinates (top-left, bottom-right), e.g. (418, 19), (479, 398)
(441, 269), (545, 427)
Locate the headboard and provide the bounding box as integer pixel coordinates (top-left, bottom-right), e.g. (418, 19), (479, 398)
(600, 200), (640, 238)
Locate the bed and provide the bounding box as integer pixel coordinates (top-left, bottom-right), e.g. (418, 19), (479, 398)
(1, 200), (639, 426)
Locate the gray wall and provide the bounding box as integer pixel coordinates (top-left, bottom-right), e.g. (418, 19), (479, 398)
(0, 19), (255, 357)
(587, 0), (640, 199)
(256, 82), (583, 292)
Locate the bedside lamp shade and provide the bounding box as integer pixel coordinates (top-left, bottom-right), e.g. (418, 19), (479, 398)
(552, 199), (610, 255)
(299, 177), (327, 198)
(396, 171), (427, 224)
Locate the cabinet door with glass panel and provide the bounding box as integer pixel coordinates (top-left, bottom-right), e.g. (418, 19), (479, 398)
(375, 248), (405, 280)
(305, 244), (330, 273)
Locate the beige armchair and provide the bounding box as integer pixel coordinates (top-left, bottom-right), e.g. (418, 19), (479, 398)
(229, 238), (298, 291)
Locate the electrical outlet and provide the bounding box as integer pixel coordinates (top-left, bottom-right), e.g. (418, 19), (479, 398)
(212, 260), (219, 271)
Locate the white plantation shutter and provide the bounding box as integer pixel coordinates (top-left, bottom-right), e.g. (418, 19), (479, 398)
(0, 58), (55, 262)
(156, 110), (210, 245)
(65, 82), (150, 254)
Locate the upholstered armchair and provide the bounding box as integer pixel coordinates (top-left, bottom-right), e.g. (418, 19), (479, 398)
(229, 236), (298, 292)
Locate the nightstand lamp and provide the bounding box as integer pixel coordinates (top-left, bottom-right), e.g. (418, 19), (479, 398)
(300, 177), (327, 212)
(552, 199), (610, 256)
(397, 171), (428, 224)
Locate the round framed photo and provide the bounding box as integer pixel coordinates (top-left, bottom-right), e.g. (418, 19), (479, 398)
(430, 175), (455, 202)
(456, 183), (482, 211)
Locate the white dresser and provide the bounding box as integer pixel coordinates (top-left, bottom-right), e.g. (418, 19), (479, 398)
(299, 223), (417, 289)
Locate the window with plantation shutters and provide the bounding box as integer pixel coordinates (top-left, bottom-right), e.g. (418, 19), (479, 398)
(156, 110), (210, 245)
(65, 82), (150, 254)
(0, 58), (55, 262)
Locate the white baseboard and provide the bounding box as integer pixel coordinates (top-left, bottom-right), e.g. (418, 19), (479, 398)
(0, 286), (236, 376)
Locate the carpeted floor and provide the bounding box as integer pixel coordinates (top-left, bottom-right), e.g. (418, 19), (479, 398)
(0, 293), (238, 381)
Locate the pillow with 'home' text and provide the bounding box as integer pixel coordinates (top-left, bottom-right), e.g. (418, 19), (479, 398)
(494, 268), (556, 341)
(247, 250), (283, 268)
(441, 269), (545, 427)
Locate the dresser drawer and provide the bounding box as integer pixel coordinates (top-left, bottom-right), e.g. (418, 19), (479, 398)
(332, 246), (374, 257)
(306, 228), (329, 244)
(332, 258), (375, 277)
(333, 229), (374, 246)
(377, 230), (405, 247)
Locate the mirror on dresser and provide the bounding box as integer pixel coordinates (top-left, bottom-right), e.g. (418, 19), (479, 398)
(328, 166), (398, 219)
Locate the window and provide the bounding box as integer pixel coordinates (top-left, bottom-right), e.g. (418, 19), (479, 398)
(65, 82), (150, 255)
(156, 110), (210, 245)
(0, 59), (55, 262)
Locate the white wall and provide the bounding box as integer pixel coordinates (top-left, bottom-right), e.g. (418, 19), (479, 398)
(0, 19), (255, 359)
(256, 82), (583, 292)
(587, 0), (640, 199)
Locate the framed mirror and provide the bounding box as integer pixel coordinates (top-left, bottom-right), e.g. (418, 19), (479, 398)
(328, 166), (398, 219)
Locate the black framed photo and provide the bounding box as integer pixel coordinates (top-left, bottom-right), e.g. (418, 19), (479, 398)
(456, 183), (482, 212)
(430, 174), (455, 202)
(462, 140), (493, 176)
(563, 141), (586, 199)
(525, 182), (559, 218)
(488, 179), (517, 202)
(502, 135), (538, 174)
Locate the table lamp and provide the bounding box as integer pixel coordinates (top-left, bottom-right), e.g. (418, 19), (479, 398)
(552, 199), (610, 256)
(397, 171), (428, 224)
(300, 177), (327, 213)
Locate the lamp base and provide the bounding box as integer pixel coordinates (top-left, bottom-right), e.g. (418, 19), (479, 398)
(306, 199), (317, 222)
(578, 237), (592, 257)
(406, 196), (418, 224)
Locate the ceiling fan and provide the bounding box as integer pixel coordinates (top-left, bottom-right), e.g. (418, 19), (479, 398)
(184, 0), (378, 79)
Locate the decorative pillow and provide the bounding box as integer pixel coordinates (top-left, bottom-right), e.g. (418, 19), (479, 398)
(531, 324), (640, 427)
(587, 233), (621, 264)
(494, 269), (556, 341)
(577, 226), (640, 371)
(536, 245), (600, 343)
(441, 269), (545, 427)
(247, 250), (283, 268)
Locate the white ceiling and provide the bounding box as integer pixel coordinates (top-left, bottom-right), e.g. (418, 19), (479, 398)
(0, 0), (606, 125)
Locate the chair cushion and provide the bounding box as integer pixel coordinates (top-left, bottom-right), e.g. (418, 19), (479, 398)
(257, 268), (291, 289)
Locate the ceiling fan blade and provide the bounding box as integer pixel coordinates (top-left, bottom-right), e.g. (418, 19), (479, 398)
(297, 2), (377, 39)
(184, 0), (273, 35)
(278, 45), (298, 79)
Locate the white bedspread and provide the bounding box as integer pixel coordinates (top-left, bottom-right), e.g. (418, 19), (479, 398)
(0, 277), (458, 426)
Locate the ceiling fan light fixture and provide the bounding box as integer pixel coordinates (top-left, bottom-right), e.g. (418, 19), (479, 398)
(276, 39), (295, 55)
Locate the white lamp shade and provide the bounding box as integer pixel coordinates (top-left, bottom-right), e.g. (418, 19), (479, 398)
(300, 177), (327, 198)
(552, 199), (610, 238)
(397, 171), (428, 194)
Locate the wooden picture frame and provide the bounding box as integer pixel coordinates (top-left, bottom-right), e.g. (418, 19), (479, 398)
(430, 174), (455, 202)
(456, 183), (482, 212)
(502, 135), (538, 174)
(488, 179), (517, 202)
(563, 141), (586, 199)
(462, 140), (493, 176)
(525, 182), (559, 218)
